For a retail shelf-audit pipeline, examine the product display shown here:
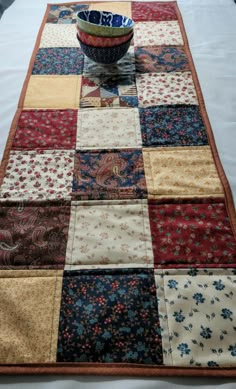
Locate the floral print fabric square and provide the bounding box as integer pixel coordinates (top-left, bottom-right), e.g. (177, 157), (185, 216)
(57, 269), (163, 364)
(66, 200), (153, 268)
(72, 149), (147, 200)
(135, 46), (189, 73)
(143, 146), (224, 198)
(149, 201), (236, 268)
(12, 110), (77, 150)
(136, 72), (198, 107)
(0, 150), (74, 200)
(0, 270), (62, 363)
(80, 74), (138, 108)
(76, 108), (142, 149)
(0, 201), (71, 269)
(32, 48), (84, 75)
(157, 271), (236, 367)
(39, 24), (79, 48)
(139, 105), (208, 147)
(132, 2), (177, 22)
(47, 4), (89, 24)
(134, 21), (183, 47)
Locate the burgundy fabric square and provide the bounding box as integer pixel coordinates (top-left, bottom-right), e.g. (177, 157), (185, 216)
(132, 2), (177, 22)
(0, 201), (71, 268)
(148, 201), (236, 268)
(12, 110), (77, 150)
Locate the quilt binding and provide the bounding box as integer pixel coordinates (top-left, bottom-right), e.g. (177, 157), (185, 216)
(0, 0), (236, 376)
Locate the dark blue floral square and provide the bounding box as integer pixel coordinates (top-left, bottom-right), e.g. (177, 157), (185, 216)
(32, 48), (84, 75)
(139, 105), (208, 147)
(57, 269), (163, 364)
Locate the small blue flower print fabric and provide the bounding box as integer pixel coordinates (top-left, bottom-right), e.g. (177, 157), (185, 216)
(32, 48), (84, 75)
(139, 105), (208, 147)
(155, 269), (236, 367)
(57, 269), (163, 364)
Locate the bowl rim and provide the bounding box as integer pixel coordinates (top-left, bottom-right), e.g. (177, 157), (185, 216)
(76, 10), (135, 29)
(77, 32), (134, 49)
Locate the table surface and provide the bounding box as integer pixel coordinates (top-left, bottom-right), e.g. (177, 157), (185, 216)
(0, 0), (236, 387)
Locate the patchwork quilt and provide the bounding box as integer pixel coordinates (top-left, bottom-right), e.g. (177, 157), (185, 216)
(0, 1), (236, 377)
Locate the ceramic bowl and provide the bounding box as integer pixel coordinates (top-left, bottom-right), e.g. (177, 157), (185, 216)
(76, 10), (134, 37)
(77, 27), (133, 48)
(77, 33), (133, 64)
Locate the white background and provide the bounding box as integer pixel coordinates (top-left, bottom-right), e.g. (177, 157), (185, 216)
(0, 0), (236, 387)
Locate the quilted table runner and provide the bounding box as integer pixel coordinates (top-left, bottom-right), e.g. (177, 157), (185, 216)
(0, 0), (236, 377)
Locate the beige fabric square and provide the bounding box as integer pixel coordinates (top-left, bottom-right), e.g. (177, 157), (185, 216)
(89, 2), (131, 17)
(134, 21), (183, 47)
(39, 24), (79, 48)
(76, 107), (142, 149)
(143, 146), (224, 198)
(136, 72), (198, 106)
(66, 200), (153, 269)
(0, 270), (63, 364)
(23, 76), (81, 109)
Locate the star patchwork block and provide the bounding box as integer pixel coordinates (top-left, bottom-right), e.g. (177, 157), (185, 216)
(149, 201), (236, 268)
(57, 269), (163, 364)
(47, 4), (89, 24)
(134, 21), (183, 47)
(0, 201), (71, 269)
(65, 199), (153, 268)
(72, 149), (147, 200)
(80, 74), (138, 108)
(132, 2), (178, 22)
(12, 109), (77, 150)
(136, 72), (198, 107)
(139, 105), (208, 147)
(0, 150), (74, 200)
(76, 108), (142, 149)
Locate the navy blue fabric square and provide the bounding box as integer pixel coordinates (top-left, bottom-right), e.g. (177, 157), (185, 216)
(57, 269), (163, 364)
(139, 105), (209, 147)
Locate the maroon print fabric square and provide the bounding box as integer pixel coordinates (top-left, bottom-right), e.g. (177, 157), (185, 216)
(12, 110), (77, 150)
(132, 2), (177, 22)
(148, 201), (236, 268)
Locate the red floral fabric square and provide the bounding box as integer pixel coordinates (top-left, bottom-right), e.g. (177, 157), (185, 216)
(12, 110), (77, 150)
(148, 201), (236, 268)
(132, 2), (177, 22)
(0, 201), (71, 269)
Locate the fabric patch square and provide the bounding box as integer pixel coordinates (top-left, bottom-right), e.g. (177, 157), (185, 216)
(149, 201), (236, 268)
(83, 47), (135, 76)
(23, 76), (81, 109)
(12, 109), (77, 150)
(0, 201), (71, 269)
(0, 150), (74, 200)
(0, 270), (62, 363)
(72, 149), (147, 200)
(134, 21), (183, 47)
(80, 74), (138, 108)
(39, 24), (79, 48)
(160, 272), (236, 367)
(132, 2), (177, 22)
(32, 48), (84, 75)
(139, 105), (208, 147)
(135, 46), (189, 73)
(47, 4), (89, 24)
(143, 146), (224, 198)
(57, 269), (163, 364)
(76, 108), (142, 149)
(66, 200), (153, 268)
(136, 72), (198, 107)
(89, 2), (132, 17)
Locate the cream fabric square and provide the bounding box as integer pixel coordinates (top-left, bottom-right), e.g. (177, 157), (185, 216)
(134, 21), (183, 47)
(66, 200), (153, 269)
(0, 270), (62, 363)
(136, 72), (198, 107)
(0, 150), (74, 200)
(23, 76), (81, 109)
(156, 270), (236, 367)
(89, 2), (132, 17)
(76, 107), (142, 149)
(39, 24), (79, 48)
(143, 146), (224, 198)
